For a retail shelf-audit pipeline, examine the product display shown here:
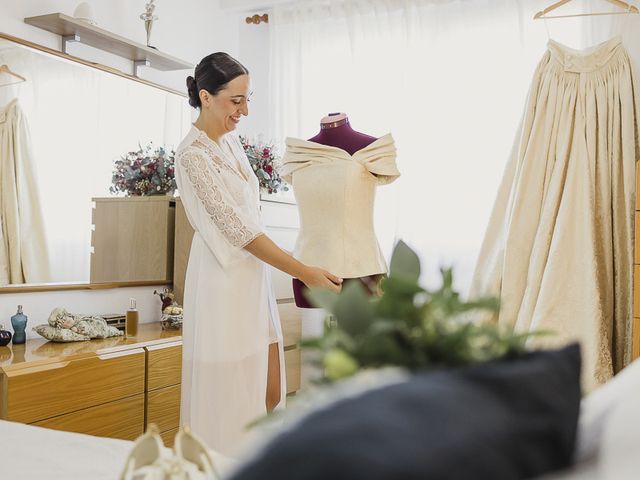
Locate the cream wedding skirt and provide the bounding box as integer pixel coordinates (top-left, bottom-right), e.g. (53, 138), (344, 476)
(470, 37), (640, 391)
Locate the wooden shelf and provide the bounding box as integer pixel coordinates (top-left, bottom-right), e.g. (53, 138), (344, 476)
(24, 13), (193, 73)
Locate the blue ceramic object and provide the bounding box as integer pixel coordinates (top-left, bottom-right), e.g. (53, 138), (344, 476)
(11, 305), (27, 345)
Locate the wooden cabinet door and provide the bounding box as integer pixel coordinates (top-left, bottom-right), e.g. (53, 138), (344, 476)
(146, 341), (182, 391)
(147, 384), (181, 433)
(91, 197), (175, 283)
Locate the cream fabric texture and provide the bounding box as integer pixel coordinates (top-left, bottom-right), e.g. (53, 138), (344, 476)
(175, 126), (285, 456)
(0, 99), (50, 284)
(282, 133), (400, 279)
(470, 37), (639, 392)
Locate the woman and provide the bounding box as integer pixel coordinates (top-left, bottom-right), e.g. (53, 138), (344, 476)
(175, 52), (342, 455)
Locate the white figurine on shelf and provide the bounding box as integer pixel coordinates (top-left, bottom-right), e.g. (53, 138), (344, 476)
(139, 0), (158, 48)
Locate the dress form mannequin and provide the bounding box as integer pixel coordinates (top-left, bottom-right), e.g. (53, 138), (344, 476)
(292, 113), (384, 308)
(308, 112), (377, 155)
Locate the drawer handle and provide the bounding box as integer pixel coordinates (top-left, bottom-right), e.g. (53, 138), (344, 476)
(97, 348), (144, 361)
(146, 341), (182, 352)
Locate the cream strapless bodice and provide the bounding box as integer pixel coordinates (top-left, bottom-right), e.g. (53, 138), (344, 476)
(282, 133), (400, 278)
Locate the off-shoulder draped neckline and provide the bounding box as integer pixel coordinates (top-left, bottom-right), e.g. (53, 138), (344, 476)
(285, 133), (394, 159)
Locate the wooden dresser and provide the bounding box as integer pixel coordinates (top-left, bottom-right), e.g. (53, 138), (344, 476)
(0, 323), (180, 443)
(0, 319), (302, 445)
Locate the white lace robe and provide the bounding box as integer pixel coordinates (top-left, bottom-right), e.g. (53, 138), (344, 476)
(175, 126), (285, 455)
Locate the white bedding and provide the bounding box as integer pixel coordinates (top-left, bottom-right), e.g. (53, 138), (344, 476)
(0, 420), (133, 480)
(0, 421), (237, 480)
(537, 357), (640, 480)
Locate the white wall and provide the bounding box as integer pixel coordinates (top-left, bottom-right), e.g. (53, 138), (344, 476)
(0, 0), (244, 335)
(237, 19), (270, 138)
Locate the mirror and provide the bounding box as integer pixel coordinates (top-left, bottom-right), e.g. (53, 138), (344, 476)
(0, 34), (192, 289)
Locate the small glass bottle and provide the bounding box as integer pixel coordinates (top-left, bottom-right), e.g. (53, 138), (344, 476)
(11, 305), (28, 344)
(126, 298), (139, 337)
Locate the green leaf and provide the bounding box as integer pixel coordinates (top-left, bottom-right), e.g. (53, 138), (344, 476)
(441, 267), (454, 290)
(306, 288), (340, 311)
(332, 282), (374, 337)
(299, 239), (543, 384)
(389, 240), (421, 282)
(324, 349), (359, 381)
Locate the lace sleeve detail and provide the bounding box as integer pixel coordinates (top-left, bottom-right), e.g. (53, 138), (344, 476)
(179, 149), (263, 248)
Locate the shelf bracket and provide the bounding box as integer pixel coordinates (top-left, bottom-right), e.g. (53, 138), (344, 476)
(133, 59), (150, 77)
(61, 34), (80, 54)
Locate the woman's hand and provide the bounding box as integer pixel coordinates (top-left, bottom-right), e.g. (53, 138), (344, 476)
(300, 266), (343, 293)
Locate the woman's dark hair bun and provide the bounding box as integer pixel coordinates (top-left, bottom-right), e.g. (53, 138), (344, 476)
(186, 75), (199, 108)
(185, 52), (249, 110)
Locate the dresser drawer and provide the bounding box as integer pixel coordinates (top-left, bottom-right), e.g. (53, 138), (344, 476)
(279, 302), (302, 348)
(285, 348), (301, 394)
(147, 384), (181, 433)
(4, 348), (145, 423)
(32, 394), (144, 440)
(146, 342), (182, 391)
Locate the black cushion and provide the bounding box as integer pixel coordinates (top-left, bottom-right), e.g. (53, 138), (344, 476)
(231, 344), (582, 480)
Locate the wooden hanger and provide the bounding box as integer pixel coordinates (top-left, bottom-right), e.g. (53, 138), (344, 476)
(535, 0), (639, 19)
(0, 64), (27, 86)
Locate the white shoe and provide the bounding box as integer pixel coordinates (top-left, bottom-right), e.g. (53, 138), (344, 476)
(120, 424), (166, 480)
(120, 424), (219, 480)
(174, 426), (219, 478)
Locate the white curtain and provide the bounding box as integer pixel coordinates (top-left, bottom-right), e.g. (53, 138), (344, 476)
(269, 0), (639, 293)
(0, 44), (191, 284)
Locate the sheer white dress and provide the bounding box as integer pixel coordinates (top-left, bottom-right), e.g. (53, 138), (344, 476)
(175, 125), (285, 455)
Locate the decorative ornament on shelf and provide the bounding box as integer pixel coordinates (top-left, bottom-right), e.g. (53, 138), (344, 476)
(73, 2), (98, 26)
(11, 305), (28, 345)
(154, 288), (183, 330)
(140, 0), (158, 48)
(239, 136), (289, 195)
(32, 308), (123, 343)
(110, 143), (176, 196)
(0, 324), (12, 347)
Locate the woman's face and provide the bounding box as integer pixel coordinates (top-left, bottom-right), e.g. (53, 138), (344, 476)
(201, 74), (251, 134)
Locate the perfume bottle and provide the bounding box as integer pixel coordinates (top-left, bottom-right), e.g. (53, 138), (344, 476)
(126, 298), (139, 337)
(11, 305), (27, 344)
